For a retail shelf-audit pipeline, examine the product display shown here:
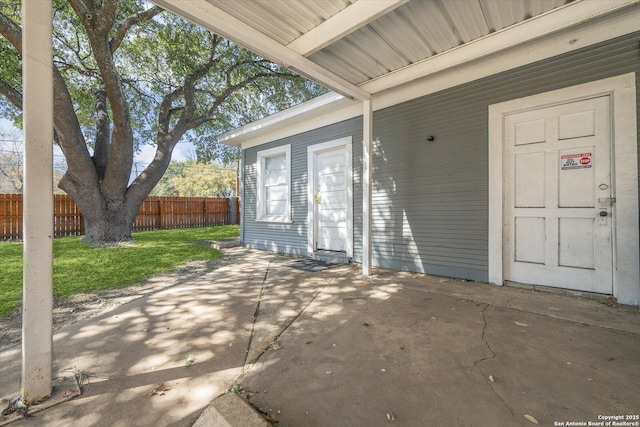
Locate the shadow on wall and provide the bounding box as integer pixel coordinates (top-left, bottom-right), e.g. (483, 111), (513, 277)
(369, 109), (488, 281)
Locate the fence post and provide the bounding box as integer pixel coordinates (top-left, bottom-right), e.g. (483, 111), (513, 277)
(158, 198), (164, 229)
(203, 198), (208, 226)
(229, 196), (238, 225)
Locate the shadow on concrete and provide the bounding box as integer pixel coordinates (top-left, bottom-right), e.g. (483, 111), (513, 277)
(1, 248), (639, 426)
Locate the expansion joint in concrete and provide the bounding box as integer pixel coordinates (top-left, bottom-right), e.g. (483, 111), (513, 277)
(243, 262), (271, 366)
(240, 269), (339, 373)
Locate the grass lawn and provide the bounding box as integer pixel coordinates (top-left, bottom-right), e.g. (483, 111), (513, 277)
(0, 225), (239, 317)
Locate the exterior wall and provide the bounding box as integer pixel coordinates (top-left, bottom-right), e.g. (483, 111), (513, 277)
(243, 118), (362, 256)
(243, 31), (640, 281)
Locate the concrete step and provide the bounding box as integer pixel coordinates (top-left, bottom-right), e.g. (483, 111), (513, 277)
(312, 250), (350, 264)
(193, 392), (270, 427)
(196, 239), (242, 250)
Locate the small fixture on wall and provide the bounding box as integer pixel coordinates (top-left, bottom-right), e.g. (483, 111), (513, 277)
(427, 135), (435, 142)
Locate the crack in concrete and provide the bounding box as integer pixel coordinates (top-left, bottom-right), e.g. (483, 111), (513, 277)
(478, 304), (496, 362)
(474, 304), (524, 427)
(404, 284), (640, 335)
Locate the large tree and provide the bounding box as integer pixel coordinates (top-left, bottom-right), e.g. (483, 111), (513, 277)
(0, 0), (325, 242)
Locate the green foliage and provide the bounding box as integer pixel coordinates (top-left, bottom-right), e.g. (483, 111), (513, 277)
(150, 160), (236, 197)
(0, 225), (240, 317)
(0, 0), (327, 159)
(0, 2), (21, 125)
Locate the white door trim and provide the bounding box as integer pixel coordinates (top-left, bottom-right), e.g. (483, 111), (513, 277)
(489, 73), (639, 305)
(307, 136), (353, 257)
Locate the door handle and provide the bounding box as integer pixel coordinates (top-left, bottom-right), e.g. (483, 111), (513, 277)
(599, 211), (608, 217)
(315, 194), (321, 203)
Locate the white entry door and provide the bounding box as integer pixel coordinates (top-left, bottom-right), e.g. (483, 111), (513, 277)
(315, 147), (348, 252)
(503, 96), (613, 294)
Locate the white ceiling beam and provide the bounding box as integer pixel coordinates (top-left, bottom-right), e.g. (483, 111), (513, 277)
(361, 0), (639, 94)
(287, 0), (408, 56)
(152, 0), (370, 101)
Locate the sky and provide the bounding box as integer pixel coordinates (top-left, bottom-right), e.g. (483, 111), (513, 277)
(0, 118), (194, 178)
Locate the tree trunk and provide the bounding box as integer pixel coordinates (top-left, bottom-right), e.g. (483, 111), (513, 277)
(83, 214), (133, 243)
(71, 191), (142, 243)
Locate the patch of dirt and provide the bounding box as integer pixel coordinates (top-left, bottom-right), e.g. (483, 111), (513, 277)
(0, 251), (242, 352)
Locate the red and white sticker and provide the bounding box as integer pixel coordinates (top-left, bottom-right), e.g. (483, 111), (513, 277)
(561, 152), (592, 170)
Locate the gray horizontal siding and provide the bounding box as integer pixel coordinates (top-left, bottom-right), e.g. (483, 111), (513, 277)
(367, 30), (640, 281)
(243, 30), (640, 283)
(243, 118), (362, 256)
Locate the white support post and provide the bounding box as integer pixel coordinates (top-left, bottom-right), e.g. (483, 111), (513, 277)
(362, 99), (373, 276)
(21, 0), (54, 403)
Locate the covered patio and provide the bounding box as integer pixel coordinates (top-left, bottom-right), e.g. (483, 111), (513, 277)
(15, 0), (640, 413)
(2, 247), (639, 426)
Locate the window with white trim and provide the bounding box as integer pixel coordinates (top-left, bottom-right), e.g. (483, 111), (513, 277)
(256, 145), (291, 222)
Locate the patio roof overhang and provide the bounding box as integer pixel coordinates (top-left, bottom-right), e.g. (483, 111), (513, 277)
(216, 0), (640, 150)
(150, 0), (639, 278)
(154, 0), (639, 148)
(153, 0), (639, 141)
(153, 0), (637, 99)
(16, 0), (640, 401)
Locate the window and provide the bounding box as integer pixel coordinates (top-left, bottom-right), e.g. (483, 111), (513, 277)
(256, 145), (291, 222)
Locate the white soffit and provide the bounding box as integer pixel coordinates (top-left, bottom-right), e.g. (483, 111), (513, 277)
(153, 0), (640, 146)
(362, 0), (639, 93)
(218, 92), (349, 144)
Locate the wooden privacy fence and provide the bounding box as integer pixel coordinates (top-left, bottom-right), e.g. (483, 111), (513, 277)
(0, 194), (240, 240)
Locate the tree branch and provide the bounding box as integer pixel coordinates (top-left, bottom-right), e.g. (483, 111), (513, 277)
(191, 71), (300, 130)
(0, 11), (22, 50)
(93, 89), (110, 180)
(68, 0), (135, 197)
(68, 0), (93, 27)
(110, 6), (164, 52)
(54, 59), (100, 79)
(96, 0), (118, 33)
(53, 24), (96, 75)
(52, 67), (98, 185)
(168, 39), (220, 134)
(157, 86), (184, 134)
(0, 79), (22, 109)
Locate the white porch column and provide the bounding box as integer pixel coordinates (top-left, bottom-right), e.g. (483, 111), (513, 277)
(362, 99), (373, 276)
(21, 0), (54, 402)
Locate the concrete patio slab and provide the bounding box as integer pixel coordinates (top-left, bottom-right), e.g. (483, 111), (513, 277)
(239, 268), (640, 426)
(1, 247), (638, 426)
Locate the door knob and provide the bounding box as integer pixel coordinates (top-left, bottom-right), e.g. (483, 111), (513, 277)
(599, 211), (608, 217)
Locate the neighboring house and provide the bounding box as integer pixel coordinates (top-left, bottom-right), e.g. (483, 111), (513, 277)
(157, 0), (640, 306)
